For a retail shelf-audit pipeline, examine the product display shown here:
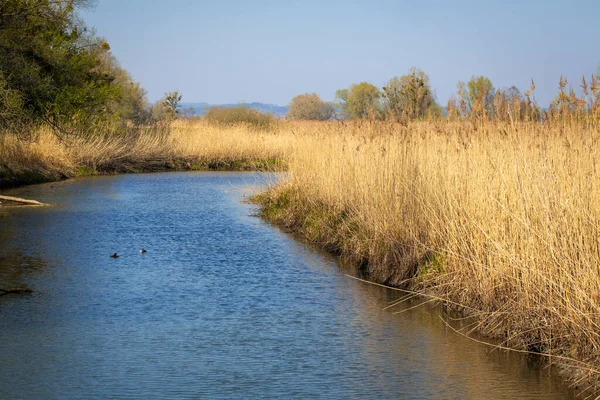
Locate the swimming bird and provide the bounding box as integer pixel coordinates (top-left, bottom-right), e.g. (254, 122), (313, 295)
(140, 248), (147, 253)
(110, 253), (119, 258)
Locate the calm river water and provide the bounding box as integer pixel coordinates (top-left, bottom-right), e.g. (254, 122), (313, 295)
(0, 172), (578, 399)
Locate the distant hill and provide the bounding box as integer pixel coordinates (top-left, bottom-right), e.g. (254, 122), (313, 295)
(180, 102), (288, 118)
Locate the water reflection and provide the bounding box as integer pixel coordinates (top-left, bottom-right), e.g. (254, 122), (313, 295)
(0, 206), (48, 293)
(0, 250), (46, 286)
(0, 172), (579, 399)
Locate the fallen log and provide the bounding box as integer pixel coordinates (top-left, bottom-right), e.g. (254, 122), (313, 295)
(0, 195), (45, 206)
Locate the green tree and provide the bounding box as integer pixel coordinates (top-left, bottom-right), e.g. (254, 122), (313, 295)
(162, 91), (182, 120)
(334, 89), (349, 120)
(94, 51), (151, 124)
(0, 0), (119, 136)
(150, 101), (168, 121)
(117, 78), (151, 123)
(458, 76), (495, 119)
(0, 72), (24, 127)
(382, 67), (436, 121)
(287, 93), (334, 120)
(336, 82), (381, 120)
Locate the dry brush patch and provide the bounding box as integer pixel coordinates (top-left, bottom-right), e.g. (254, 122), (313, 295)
(0, 120), (294, 187)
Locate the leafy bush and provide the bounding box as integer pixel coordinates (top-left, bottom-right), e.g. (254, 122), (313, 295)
(204, 106), (277, 130)
(287, 93), (334, 120)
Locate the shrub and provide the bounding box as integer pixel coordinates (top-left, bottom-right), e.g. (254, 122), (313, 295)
(287, 93), (334, 120)
(204, 106), (277, 130)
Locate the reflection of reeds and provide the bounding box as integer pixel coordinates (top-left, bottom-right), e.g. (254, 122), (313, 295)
(0, 249), (46, 291)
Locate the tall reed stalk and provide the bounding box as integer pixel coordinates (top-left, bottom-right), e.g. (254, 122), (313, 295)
(256, 119), (600, 391)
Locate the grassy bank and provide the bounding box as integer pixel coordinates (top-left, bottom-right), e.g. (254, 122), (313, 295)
(0, 120), (290, 188)
(251, 119), (600, 393)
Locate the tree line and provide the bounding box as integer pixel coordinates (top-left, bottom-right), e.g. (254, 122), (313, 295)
(287, 67), (600, 123)
(2, 1), (597, 133)
(0, 0), (181, 138)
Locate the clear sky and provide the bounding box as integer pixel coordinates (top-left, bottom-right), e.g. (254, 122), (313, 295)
(81, 0), (599, 107)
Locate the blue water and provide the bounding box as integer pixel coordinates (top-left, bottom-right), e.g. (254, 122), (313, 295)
(0, 172), (577, 399)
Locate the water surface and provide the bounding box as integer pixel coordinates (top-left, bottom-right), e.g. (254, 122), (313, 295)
(0, 172), (577, 399)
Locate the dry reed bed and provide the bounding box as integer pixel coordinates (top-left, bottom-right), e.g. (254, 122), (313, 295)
(0, 120), (292, 185)
(255, 120), (600, 391)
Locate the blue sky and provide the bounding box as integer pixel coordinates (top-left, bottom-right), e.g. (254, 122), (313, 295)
(81, 0), (599, 106)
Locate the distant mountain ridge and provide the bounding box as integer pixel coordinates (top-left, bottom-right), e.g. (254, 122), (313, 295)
(181, 102), (288, 118)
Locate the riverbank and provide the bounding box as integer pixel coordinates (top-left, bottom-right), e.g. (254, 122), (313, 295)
(2, 118), (600, 394)
(0, 120), (289, 189)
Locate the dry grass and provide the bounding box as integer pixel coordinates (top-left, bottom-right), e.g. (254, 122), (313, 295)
(169, 119), (292, 164)
(0, 120), (292, 186)
(254, 119), (600, 391)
